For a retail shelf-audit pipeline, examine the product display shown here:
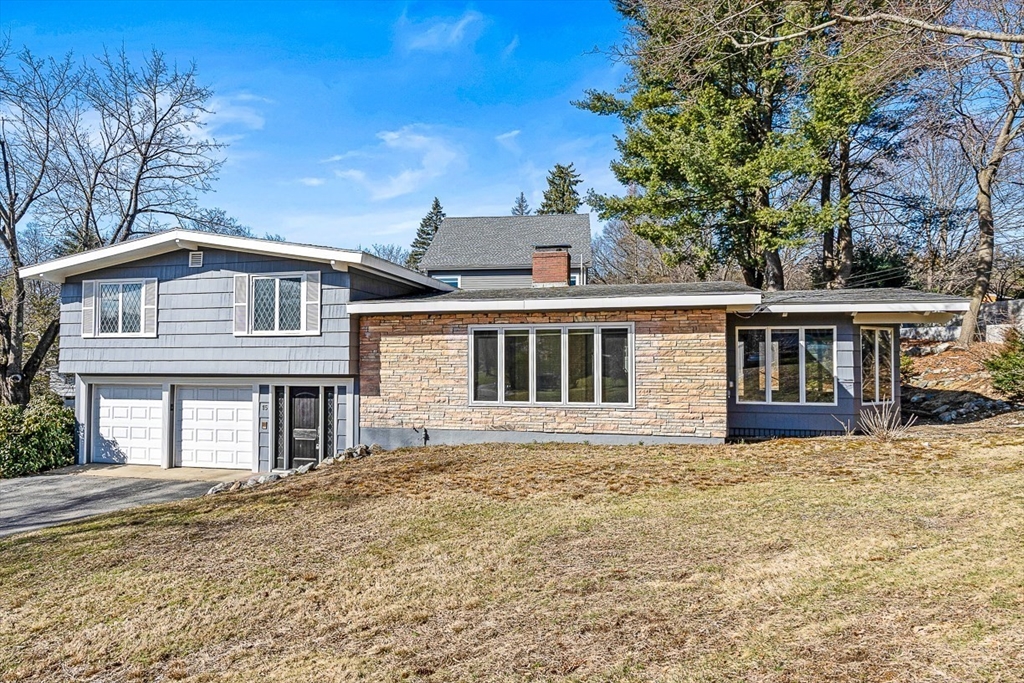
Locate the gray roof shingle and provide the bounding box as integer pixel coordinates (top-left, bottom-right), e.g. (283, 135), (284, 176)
(761, 289), (968, 306)
(420, 215), (593, 270)
(364, 281), (757, 304)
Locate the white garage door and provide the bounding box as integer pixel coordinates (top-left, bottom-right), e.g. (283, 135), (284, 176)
(176, 386), (254, 469)
(93, 385), (164, 465)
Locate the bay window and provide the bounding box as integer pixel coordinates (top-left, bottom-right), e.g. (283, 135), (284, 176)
(736, 327), (836, 404)
(470, 325), (633, 406)
(861, 327), (895, 403)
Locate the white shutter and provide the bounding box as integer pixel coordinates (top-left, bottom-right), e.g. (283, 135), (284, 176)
(81, 280), (96, 338)
(233, 274), (250, 336)
(142, 279), (158, 337)
(304, 271), (321, 335)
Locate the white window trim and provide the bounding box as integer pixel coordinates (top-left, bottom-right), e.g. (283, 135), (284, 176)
(735, 326), (839, 406)
(568, 273), (579, 286)
(861, 326), (896, 405)
(95, 278), (148, 338)
(434, 275), (462, 288)
(468, 323), (635, 408)
(248, 271), (317, 336)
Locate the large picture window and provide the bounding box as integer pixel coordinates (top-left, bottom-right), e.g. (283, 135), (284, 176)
(469, 325), (633, 406)
(861, 327), (895, 403)
(736, 327), (836, 404)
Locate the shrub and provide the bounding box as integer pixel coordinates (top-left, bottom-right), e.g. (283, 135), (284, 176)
(859, 402), (916, 441)
(0, 393), (77, 478)
(985, 329), (1024, 400)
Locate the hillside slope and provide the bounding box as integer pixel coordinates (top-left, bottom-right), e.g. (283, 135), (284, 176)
(2, 436), (1023, 682)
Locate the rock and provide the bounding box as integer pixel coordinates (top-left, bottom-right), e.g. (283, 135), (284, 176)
(343, 447), (357, 459)
(910, 394), (925, 404)
(229, 481), (243, 492)
(933, 342), (953, 355)
(356, 444), (371, 458)
(321, 457), (336, 466)
(296, 463), (312, 474)
(369, 443), (384, 454)
(938, 411), (956, 423)
(905, 346), (924, 357)
(934, 404), (950, 415)
(267, 473), (280, 482)
(256, 476), (268, 485)
(206, 483), (227, 496)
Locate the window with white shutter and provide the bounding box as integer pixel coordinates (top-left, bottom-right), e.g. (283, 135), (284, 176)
(81, 280), (96, 338)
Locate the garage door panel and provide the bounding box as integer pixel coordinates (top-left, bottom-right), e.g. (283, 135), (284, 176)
(176, 386), (254, 470)
(93, 385), (163, 465)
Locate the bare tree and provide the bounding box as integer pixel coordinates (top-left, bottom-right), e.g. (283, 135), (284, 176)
(43, 48), (224, 249)
(363, 243), (411, 266)
(0, 46), (226, 404)
(0, 46), (78, 404)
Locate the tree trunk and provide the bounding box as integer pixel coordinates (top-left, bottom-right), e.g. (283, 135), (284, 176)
(832, 140), (854, 288)
(821, 170), (834, 285)
(763, 249), (784, 291)
(958, 169), (997, 346)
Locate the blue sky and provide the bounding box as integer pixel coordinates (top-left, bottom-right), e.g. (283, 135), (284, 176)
(3, 1), (628, 249)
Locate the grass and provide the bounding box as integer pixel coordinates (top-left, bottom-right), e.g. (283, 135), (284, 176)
(2, 432), (1024, 682)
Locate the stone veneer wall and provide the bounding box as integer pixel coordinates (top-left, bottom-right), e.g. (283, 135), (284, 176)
(358, 309), (727, 441)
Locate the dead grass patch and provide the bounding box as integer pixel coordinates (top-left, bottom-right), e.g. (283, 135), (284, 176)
(2, 433), (1023, 682)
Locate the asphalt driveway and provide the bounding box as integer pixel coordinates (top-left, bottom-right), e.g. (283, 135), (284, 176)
(0, 466), (239, 537)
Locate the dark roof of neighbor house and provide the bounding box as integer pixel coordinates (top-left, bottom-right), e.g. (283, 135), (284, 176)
(419, 215), (593, 270)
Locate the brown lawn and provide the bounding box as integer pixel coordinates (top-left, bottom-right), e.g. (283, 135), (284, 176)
(2, 427), (1024, 682)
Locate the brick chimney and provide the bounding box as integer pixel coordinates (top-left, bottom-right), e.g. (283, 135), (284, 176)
(532, 245), (571, 287)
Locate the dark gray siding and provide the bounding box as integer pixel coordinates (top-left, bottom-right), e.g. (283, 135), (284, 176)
(426, 266), (587, 290)
(726, 313), (901, 437)
(59, 248), (355, 376)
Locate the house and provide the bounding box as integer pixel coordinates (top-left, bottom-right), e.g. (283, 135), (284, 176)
(419, 214), (592, 289)
(21, 228), (969, 472)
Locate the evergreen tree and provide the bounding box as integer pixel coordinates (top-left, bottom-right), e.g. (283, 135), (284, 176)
(537, 163), (583, 214)
(511, 192), (532, 216)
(407, 197), (445, 270)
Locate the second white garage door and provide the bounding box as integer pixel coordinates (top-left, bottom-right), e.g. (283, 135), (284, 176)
(175, 386), (254, 469)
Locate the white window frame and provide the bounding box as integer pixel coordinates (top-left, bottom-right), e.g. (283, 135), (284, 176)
(96, 279), (147, 338)
(434, 275), (461, 288)
(250, 272), (308, 336)
(735, 326), (838, 406)
(569, 273), (579, 286)
(468, 323), (635, 408)
(861, 326), (896, 405)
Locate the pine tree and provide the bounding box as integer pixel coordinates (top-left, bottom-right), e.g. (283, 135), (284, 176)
(511, 192), (531, 216)
(537, 163), (583, 214)
(407, 197), (446, 270)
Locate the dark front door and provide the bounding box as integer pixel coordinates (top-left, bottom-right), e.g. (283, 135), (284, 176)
(290, 387), (320, 468)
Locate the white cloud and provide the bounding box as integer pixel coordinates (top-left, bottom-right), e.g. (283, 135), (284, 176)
(297, 177), (326, 187)
(495, 129), (521, 153)
(502, 35), (520, 59)
(395, 10), (484, 52)
(204, 94), (266, 133)
(330, 125), (464, 201)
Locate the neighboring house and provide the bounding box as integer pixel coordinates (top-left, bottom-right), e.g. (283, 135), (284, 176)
(419, 214), (592, 289)
(22, 227), (969, 473)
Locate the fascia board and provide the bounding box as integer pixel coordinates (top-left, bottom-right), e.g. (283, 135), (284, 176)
(347, 292), (763, 315)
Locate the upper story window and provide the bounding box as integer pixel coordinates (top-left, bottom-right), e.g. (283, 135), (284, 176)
(736, 327), (836, 405)
(434, 275), (461, 288)
(861, 327), (894, 403)
(99, 282), (142, 335)
(253, 276), (302, 332)
(233, 272), (321, 336)
(470, 324), (633, 406)
(81, 279), (158, 338)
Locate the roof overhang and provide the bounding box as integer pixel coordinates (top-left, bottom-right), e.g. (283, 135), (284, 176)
(19, 229), (452, 292)
(762, 300), (970, 324)
(347, 292), (763, 315)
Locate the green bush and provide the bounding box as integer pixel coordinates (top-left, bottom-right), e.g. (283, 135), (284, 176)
(985, 329), (1024, 401)
(0, 393), (77, 478)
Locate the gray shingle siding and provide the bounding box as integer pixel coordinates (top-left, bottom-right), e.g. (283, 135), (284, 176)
(59, 248), (354, 376)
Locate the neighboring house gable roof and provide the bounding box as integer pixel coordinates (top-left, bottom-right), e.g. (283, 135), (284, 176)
(19, 229), (451, 291)
(420, 215), (593, 270)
